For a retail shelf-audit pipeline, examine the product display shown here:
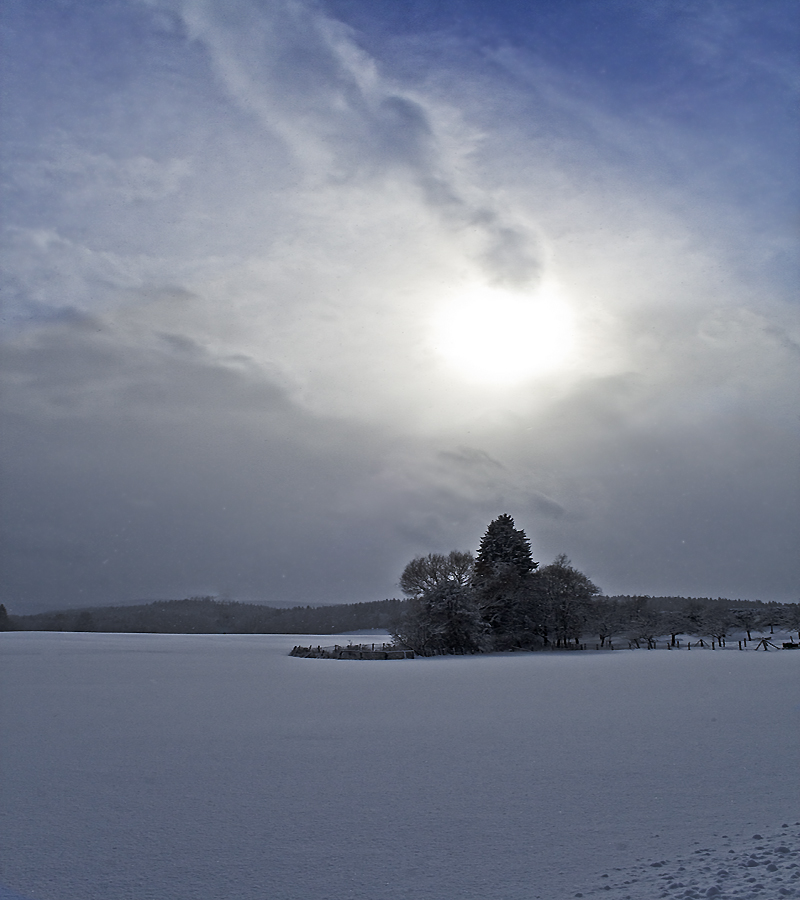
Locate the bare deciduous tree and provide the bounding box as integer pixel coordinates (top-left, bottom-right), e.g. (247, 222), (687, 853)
(399, 551), (474, 597)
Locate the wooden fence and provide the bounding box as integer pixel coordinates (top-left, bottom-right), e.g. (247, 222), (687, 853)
(290, 642), (414, 660)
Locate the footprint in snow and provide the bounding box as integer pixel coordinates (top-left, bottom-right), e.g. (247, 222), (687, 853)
(572, 823), (800, 900)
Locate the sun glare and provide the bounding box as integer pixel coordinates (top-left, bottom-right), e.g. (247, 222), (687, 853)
(430, 283), (576, 385)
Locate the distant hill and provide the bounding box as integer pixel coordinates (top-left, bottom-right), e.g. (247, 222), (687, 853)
(5, 597), (406, 635)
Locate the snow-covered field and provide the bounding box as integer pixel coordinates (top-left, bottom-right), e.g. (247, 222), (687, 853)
(1, 632), (797, 900)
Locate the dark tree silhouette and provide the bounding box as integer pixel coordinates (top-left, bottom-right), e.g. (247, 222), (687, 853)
(538, 554), (601, 647)
(399, 551), (474, 597)
(700, 601), (734, 646)
(392, 582), (487, 655)
(732, 607), (759, 641)
(627, 606), (664, 649)
(681, 599), (707, 635)
(760, 602), (782, 635)
(473, 514), (537, 582)
(11, 598), (406, 635)
(781, 603), (800, 642)
(471, 515), (539, 650)
(588, 597), (628, 647)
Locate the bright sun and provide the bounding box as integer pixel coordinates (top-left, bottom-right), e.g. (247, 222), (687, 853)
(430, 282), (576, 385)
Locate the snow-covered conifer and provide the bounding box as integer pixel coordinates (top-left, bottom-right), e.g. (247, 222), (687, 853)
(473, 514), (537, 582)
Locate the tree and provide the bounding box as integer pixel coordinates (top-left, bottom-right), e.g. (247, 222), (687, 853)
(472, 515), (540, 650)
(781, 603), (800, 642)
(660, 606), (690, 647)
(538, 554), (601, 647)
(390, 595), (435, 654)
(732, 606), (759, 641)
(0, 604), (11, 631)
(473, 514), (537, 583)
(627, 606), (663, 649)
(700, 601), (734, 646)
(587, 597), (627, 647)
(391, 582), (487, 654)
(393, 518), (602, 655)
(681, 599), (707, 636)
(399, 551), (474, 597)
(760, 602), (782, 635)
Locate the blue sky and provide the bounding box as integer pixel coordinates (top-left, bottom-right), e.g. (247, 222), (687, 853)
(1, 0), (798, 612)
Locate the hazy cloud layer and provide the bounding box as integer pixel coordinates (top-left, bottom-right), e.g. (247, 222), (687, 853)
(1, 0), (798, 611)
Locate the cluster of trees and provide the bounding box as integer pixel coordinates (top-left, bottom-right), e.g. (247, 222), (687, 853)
(390, 515), (800, 654)
(3, 525), (797, 648)
(1, 598), (404, 635)
(392, 514), (600, 653)
(586, 595), (800, 649)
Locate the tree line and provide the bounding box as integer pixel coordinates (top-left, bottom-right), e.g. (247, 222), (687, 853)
(0, 598), (404, 635)
(1, 516), (797, 646)
(390, 514), (800, 654)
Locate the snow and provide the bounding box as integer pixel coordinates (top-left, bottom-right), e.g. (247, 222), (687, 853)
(1, 632), (798, 900)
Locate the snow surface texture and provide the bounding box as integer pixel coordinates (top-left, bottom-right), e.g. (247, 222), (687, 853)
(1, 633), (797, 900)
(574, 824), (800, 898)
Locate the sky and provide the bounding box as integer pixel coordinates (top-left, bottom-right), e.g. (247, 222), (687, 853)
(1, 0), (798, 614)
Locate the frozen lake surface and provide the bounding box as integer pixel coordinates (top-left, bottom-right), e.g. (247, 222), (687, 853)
(1, 632), (798, 899)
